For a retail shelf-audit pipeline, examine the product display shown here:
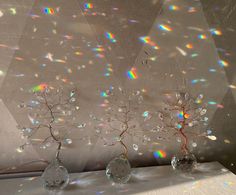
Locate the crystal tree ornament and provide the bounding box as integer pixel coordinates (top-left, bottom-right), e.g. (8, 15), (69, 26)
(92, 87), (149, 184)
(18, 83), (80, 190)
(156, 91), (208, 172)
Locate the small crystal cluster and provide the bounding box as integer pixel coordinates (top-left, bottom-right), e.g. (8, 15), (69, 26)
(158, 91), (208, 132)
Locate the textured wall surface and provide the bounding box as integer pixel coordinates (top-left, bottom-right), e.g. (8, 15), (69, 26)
(0, 0), (235, 174)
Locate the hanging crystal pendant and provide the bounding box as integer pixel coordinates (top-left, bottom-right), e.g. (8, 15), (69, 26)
(42, 158), (69, 191)
(106, 154), (132, 184)
(171, 153), (197, 172)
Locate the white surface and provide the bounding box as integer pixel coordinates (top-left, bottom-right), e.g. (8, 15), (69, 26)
(0, 162), (235, 195)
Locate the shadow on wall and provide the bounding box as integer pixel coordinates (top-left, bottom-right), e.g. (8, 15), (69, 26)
(200, 0), (236, 174)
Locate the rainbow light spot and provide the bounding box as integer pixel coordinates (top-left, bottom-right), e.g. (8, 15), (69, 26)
(176, 124), (182, 129)
(31, 83), (48, 92)
(100, 91), (108, 97)
(104, 64), (113, 77)
(177, 111), (189, 120)
(195, 99), (202, 104)
(159, 24), (172, 32)
(105, 32), (116, 43)
(169, 5), (179, 11)
(210, 28), (222, 36)
(198, 34), (207, 39)
(139, 36), (159, 50)
(92, 47), (105, 52)
(43, 7), (54, 15)
(95, 53), (105, 58)
(178, 111), (184, 120)
(218, 60), (229, 67)
(208, 101), (217, 105)
(153, 150), (167, 159)
(186, 43), (193, 49)
(188, 7), (197, 13)
(127, 67), (138, 80)
(100, 87), (113, 97)
(191, 78), (206, 84)
(84, 3), (93, 9)
(142, 111), (149, 118)
(184, 113), (190, 119)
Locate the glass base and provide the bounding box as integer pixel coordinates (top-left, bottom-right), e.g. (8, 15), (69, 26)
(106, 154), (132, 184)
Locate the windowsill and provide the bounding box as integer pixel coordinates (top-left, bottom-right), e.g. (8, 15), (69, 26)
(0, 162), (235, 194)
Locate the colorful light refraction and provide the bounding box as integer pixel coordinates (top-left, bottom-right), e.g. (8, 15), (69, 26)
(92, 47), (105, 52)
(210, 28), (222, 36)
(177, 111), (190, 120)
(208, 101), (217, 105)
(142, 111), (149, 118)
(105, 32), (116, 43)
(100, 91), (108, 97)
(153, 150), (167, 159)
(218, 60), (229, 67)
(84, 3), (93, 9)
(186, 43), (193, 49)
(139, 36), (159, 50)
(198, 34), (207, 39)
(169, 5), (179, 11)
(31, 83), (48, 92)
(43, 7), (54, 15)
(127, 67), (138, 80)
(104, 64), (113, 77)
(176, 124), (182, 129)
(191, 78), (207, 84)
(159, 24), (172, 32)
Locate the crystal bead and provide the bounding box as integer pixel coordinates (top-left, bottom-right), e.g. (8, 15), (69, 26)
(64, 138), (72, 145)
(192, 142), (197, 147)
(70, 97), (76, 102)
(184, 92), (189, 100)
(171, 153), (197, 172)
(42, 158), (69, 191)
(133, 144), (138, 151)
(200, 108), (207, 115)
(77, 123), (86, 128)
(70, 90), (75, 97)
(106, 155), (131, 184)
(158, 112), (164, 120)
(176, 92), (181, 99)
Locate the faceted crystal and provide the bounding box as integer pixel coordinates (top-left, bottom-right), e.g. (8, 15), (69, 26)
(171, 153), (197, 172)
(42, 158), (69, 191)
(200, 108), (207, 115)
(106, 155), (131, 184)
(133, 144), (138, 151)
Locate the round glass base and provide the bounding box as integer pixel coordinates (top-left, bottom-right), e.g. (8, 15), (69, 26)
(42, 158), (69, 191)
(106, 154), (131, 184)
(171, 153), (197, 172)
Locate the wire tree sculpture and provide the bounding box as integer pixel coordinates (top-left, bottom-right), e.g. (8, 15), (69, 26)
(91, 86), (151, 183)
(17, 82), (80, 190)
(153, 90), (209, 171)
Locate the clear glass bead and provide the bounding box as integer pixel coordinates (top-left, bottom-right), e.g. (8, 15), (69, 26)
(171, 153), (197, 172)
(106, 154), (131, 184)
(42, 158), (69, 191)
